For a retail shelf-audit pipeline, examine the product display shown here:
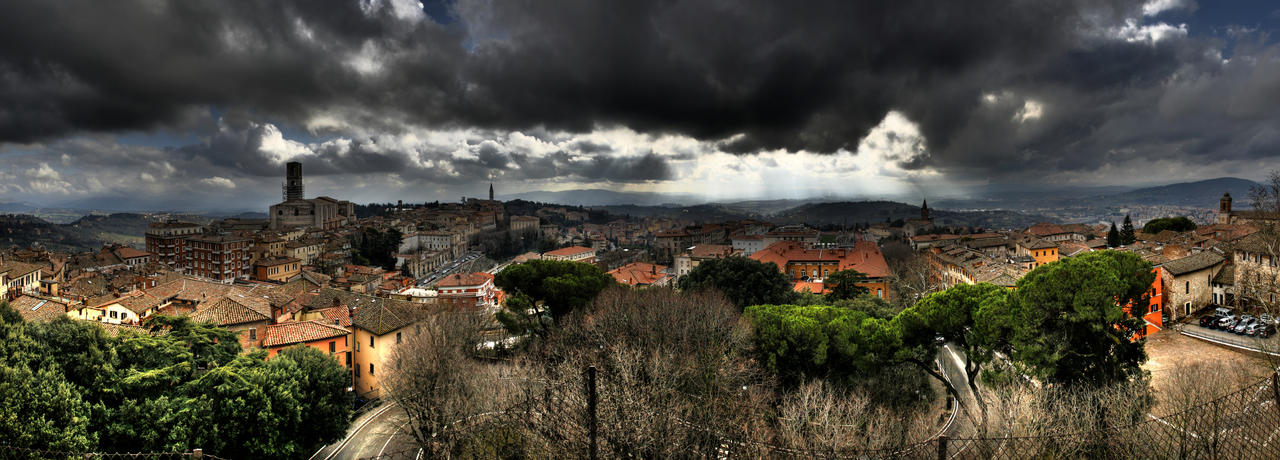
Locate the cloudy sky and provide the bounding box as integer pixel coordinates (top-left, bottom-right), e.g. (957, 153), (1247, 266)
(2, 0), (1280, 211)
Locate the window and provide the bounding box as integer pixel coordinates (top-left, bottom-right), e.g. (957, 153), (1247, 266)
(369, 363), (374, 375)
(355, 340), (359, 352)
(396, 332), (402, 344)
(345, 352), (351, 367)
(1185, 281), (1189, 294)
(355, 365), (360, 377)
(370, 336), (375, 348)
(249, 329), (257, 340)
(110, 310), (118, 319)
(329, 341), (336, 353)
(876, 288), (883, 298)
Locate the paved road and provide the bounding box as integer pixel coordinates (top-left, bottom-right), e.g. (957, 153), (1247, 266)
(938, 343), (981, 438)
(312, 403), (419, 460)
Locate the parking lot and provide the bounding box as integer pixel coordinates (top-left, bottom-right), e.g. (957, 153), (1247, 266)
(1143, 326), (1275, 412)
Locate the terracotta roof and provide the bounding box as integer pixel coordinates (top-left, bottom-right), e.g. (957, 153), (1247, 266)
(114, 248), (151, 259)
(1020, 237), (1058, 250)
(749, 241), (890, 278)
(9, 296), (69, 323)
(689, 245), (735, 258)
(608, 262), (669, 286)
(792, 280), (829, 295)
(0, 261), (43, 279)
(313, 306), (353, 327)
(1027, 223), (1065, 237)
(544, 246), (594, 257)
(1162, 251), (1225, 276)
(311, 288), (428, 336)
(113, 292), (165, 314)
(262, 320), (349, 347)
(190, 293), (272, 326)
(438, 272), (494, 288)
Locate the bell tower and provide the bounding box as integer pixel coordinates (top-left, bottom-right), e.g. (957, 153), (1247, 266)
(1217, 192), (1232, 225)
(921, 199), (930, 221)
(284, 161), (304, 201)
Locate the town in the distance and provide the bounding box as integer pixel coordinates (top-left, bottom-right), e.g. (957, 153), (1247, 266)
(4, 160), (1280, 458)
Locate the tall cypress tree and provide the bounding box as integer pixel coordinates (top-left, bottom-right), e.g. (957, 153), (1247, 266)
(1120, 215), (1136, 245)
(1107, 222), (1120, 248)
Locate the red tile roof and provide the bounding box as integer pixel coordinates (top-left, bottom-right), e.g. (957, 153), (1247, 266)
(544, 246), (594, 257)
(608, 262), (669, 286)
(262, 320), (350, 347)
(115, 247), (151, 259)
(437, 272), (494, 288)
(1026, 222), (1066, 237)
(749, 241), (890, 278)
(9, 296), (70, 323)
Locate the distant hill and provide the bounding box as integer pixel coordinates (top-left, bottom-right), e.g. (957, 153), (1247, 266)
(503, 189), (702, 207)
(0, 212), (212, 252)
(773, 201), (1057, 229)
(1094, 177), (1260, 208)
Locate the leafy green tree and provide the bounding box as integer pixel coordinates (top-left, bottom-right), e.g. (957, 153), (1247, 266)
(1142, 216), (1197, 234)
(1107, 222), (1120, 248)
(143, 315), (241, 368)
(1120, 214), (1137, 245)
(823, 269), (869, 300)
(1008, 250), (1152, 387)
(0, 361), (96, 452)
(495, 260), (616, 320)
(275, 346), (354, 448)
(0, 305), (96, 453)
(678, 256), (795, 309)
(894, 283), (1013, 430)
(495, 292), (550, 336)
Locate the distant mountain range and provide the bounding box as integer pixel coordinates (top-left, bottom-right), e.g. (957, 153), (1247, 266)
(1091, 177), (1260, 209)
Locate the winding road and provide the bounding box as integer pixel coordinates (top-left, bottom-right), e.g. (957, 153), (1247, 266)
(312, 403), (418, 460)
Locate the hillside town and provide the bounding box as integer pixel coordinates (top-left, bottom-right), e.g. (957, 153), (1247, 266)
(4, 161), (1280, 407)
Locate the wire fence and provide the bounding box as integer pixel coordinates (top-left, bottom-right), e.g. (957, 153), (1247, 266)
(360, 367), (1280, 460)
(0, 447), (228, 460)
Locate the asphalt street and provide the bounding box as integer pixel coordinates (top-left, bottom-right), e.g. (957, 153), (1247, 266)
(312, 403), (418, 460)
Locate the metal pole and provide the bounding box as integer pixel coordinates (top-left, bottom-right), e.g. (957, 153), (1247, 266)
(937, 435), (948, 460)
(1272, 373), (1280, 416)
(587, 365), (598, 460)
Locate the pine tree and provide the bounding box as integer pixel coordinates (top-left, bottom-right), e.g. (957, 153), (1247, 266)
(1120, 214), (1136, 245)
(1107, 222), (1120, 248)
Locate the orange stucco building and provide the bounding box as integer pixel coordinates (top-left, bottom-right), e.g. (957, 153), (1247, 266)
(750, 240), (891, 299)
(263, 320), (353, 379)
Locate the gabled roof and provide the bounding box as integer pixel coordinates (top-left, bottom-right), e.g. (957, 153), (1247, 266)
(0, 261), (43, 279)
(190, 295), (272, 326)
(9, 296), (69, 323)
(1026, 223), (1066, 237)
(437, 272), (494, 288)
(1162, 251), (1225, 276)
(262, 320), (349, 347)
(608, 262), (669, 286)
(311, 288), (428, 336)
(544, 246), (593, 257)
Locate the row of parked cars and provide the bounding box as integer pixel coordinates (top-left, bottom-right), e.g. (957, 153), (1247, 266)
(1200, 307), (1278, 338)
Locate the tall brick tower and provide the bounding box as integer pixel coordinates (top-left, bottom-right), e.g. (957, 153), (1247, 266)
(284, 161), (304, 201)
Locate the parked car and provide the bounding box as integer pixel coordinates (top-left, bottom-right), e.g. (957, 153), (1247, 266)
(1259, 324), (1277, 338)
(1259, 313), (1277, 326)
(1200, 316), (1217, 328)
(1244, 321), (1264, 336)
(1233, 316), (1256, 335)
(1218, 315), (1239, 330)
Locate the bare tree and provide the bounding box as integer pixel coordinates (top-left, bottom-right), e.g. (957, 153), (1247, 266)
(382, 309), (509, 456)
(882, 240), (939, 309)
(1236, 170), (1280, 361)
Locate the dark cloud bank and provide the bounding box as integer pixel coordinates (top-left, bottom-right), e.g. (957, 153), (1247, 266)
(2, 0), (1280, 188)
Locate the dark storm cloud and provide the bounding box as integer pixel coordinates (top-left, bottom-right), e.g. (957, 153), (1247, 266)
(4, 0), (1280, 184)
